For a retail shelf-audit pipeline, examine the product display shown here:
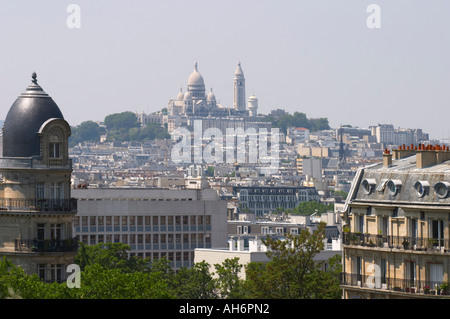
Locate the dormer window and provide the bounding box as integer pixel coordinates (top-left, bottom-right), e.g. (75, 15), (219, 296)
(434, 182), (450, 199)
(38, 119), (70, 166)
(362, 179), (376, 195)
(387, 180), (402, 196)
(414, 181), (430, 198)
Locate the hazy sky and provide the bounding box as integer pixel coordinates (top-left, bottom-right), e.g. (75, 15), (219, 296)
(1, 0), (449, 141)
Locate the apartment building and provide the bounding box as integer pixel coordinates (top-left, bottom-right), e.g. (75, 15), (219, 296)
(0, 73), (77, 282)
(233, 185), (320, 217)
(341, 144), (450, 298)
(72, 186), (228, 269)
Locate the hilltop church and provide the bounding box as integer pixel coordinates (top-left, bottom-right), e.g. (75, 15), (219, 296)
(167, 62), (258, 118)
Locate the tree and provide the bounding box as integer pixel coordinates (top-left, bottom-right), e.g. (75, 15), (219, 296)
(69, 121), (106, 146)
(289, 201), (334, 216)
(262, 111), (330, 134)
(74, 242), (150, 273)
(75, 264), (173, 299)
(104, 111), (140, 131)
(214, 257), (244, 299)
(309, 118), (330, 132)
(138, 122), (170, 141)
(244, 223), (341, 299)
(171, 261), (217, 299)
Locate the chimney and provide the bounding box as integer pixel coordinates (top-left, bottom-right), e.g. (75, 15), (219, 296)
(392, 144), (415, 160)
(416, 144), (450, 168)
(383, 149), (392, 167)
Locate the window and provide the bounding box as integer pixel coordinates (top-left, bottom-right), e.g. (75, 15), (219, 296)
(357, 215), (365, 233)
(434, 182), (450, 199)
(37, 224), (45, 240)
(380, 259), (387, 285)
(387, 180), (402, 196)
(380, 216), (389, 235)
(50, 264), (64, 282)
(50, 224), (62, 240)
(49, 182), (64, 204)
(355, 257), (362, 283)
(430, 220), (444, 248)
(414, 181), (430, 198)
(38, 264), (46, 281)
(429, 263), (444, 286)
(405, 261), (416, 287)
(49, 143), (61, 158)
(392, 207), (399, 218)
(36, 182), (45, 199)
(362, 179), (376, 195)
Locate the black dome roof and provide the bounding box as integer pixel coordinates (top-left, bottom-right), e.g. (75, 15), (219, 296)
(2, 73), (64, 158)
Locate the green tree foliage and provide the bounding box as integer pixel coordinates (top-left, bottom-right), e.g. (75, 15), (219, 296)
(103, 111), (170, 142)
(75, 242), (150, 273)
(134, 122), (171, 141)
(171, 261), (217, 299)
(104, 111), (140, 131)
(214, 257), (245, 299)
(70, 121), (106, 146)
(243, 223), (341, 299)
(285, 201), (334, 216)
(263, 110), (330, 134)
(0, 233), (342, 299)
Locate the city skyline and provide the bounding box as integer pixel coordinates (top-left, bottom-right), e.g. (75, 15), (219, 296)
(0, 1), (449, 141)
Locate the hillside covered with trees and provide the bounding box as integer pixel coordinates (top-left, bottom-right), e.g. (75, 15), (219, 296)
(69, 109), (331, 147)
(69, 111), (170, 147)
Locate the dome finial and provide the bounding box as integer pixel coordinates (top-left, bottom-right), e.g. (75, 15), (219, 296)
(32, 72), (37, 84)
(194, 61), (198, 71)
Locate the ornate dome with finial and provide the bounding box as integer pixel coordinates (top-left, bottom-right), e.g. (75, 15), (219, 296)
(187, 62), (205, 87)
(184, 91), (193, 101)
(2, 73), (65, 158)
(177, 87), (184, 101)
(207, 88), (216, 101)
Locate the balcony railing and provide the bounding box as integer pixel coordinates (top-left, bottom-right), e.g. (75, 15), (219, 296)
(0, 198), (77, 213)
(14, 238), (78, 253)
(342, 232), (449, 252)
(341, 272), (450, 296)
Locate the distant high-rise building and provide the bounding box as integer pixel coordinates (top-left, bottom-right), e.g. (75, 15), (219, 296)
(233, 62), (246, 112)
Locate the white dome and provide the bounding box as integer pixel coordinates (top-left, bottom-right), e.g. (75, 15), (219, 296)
(207, 88), (216, 101)
(177, 88), (184, 101)
(184, 91), (193, 101)
(187, 62), (205, 86)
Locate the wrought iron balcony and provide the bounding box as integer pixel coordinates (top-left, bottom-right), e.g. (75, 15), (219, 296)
(342, 232), (449, 252)
(341, 272), (450, 296)
(0, 198), (77, 213)
(14, 238), (78, 253)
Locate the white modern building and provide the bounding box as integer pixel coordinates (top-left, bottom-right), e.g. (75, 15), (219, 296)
(72, 186), (228, 269)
